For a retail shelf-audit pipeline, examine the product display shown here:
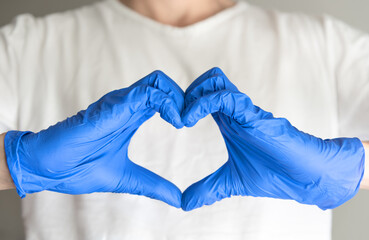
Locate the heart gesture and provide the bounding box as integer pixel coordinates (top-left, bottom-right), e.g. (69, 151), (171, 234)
(4, 68), (365, 211)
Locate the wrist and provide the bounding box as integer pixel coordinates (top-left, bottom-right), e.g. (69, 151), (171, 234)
(359, 141), (369, 189)
(0, 132), (15, 190)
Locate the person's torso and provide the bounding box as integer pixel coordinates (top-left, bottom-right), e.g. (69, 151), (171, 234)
(16, 0), (336, 239)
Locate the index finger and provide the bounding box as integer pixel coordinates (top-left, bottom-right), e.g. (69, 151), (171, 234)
(184, 67), (238, 106)
(131, 70), (185, 113)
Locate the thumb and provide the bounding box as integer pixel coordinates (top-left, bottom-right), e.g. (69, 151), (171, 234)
(119, 161), (182, 208)
(181, 162), (235, 211)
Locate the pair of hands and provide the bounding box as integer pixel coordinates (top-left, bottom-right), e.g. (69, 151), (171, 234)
(4, 67), (365, 211)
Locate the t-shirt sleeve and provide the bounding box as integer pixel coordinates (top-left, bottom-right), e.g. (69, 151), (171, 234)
(0, 14), (36, 134)
(324, 16), (369, 140)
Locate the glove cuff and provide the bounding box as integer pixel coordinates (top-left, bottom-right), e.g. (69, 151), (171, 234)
(318, 137), (365, 210)
(4, 131), (32, 198)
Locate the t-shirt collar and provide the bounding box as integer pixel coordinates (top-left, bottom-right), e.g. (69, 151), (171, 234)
(106, 0), (248, 35)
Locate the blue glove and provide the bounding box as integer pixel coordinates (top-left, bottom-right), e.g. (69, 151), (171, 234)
(181, 67), (365, 211)
(4, 70), (184, 208)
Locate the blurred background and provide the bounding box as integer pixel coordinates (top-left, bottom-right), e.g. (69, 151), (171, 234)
(0, 0), (368, 239)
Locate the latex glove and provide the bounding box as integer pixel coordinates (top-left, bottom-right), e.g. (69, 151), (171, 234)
(4, 70), (184, 208)
(181, 67), (365, 211)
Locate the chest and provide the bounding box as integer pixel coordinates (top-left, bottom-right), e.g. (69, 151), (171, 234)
(18, 31), (337, 136)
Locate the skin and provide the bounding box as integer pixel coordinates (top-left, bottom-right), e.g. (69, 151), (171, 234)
(360, 141), (369, 189)
(119, 0), (236, 27)
(1, 0), (368, 194)
(0, 133), (15, 190)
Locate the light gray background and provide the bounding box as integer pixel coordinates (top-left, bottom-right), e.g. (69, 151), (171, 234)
(0, 0), (368, 239)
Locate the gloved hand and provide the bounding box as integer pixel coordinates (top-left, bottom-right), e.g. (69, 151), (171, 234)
(181, 67), (365, 211)
(4, 70), (184, 208)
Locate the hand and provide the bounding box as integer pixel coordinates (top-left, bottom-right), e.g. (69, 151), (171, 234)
(4, 70), (184, 208)
(181, 67), (365, 211)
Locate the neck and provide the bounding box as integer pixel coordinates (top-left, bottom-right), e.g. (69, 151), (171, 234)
(119, 0), (236, 27)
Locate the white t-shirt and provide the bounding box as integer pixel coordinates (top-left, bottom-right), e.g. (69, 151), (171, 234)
(0, 0), (368, 239)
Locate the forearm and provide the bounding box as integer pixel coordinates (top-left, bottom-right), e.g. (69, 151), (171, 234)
(0, 132), (15, 190)
(360, 141), (369, 189)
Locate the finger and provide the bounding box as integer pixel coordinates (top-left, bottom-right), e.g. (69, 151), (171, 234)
(181, 162), (234, 211)
(132, 70), (185, 112)
(120, 161), (182, 208)
(142, 85), (184, 129)
(185, 67), (238, 105)
(92, 85), (184, 129)
(182, 90), (267, 127)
